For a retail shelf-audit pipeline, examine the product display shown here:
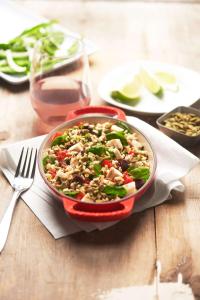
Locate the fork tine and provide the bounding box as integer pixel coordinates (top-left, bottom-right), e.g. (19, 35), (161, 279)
(31, 149), (37, 179)
(14, 147), (24, 178)
(21, 148), (29, 177)
(25, 148), (33, 178)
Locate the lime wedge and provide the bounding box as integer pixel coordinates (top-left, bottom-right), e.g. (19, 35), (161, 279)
(155, 71), (179, 92)
(139, 68), (163, 96)
(111, 76), (140, 102)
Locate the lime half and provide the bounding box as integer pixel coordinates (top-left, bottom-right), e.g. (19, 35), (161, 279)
(111, 75), (140, 102)
(139, 68), (163, 96)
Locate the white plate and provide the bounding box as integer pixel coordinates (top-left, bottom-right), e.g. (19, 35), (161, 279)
(98, 60), (200, 115)
(0, 1), (97, 84)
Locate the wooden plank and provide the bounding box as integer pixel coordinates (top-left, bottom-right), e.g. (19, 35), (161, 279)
(0, 2), (156, 300)
(156, 162), (200, 299)
(0, 1), (200, 299)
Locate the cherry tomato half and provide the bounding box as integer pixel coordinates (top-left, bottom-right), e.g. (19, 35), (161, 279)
(129, 150), (135, 156)
(101, 159), (112, 168)
(56, 150), (71, 160)
(51, 131), (63, 142)
(76, 192), (85, 200)
(123, 171), (133, 184)
(49, 168), (57, 178)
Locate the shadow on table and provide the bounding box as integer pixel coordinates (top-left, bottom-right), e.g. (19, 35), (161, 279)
(164, 188), (186, 207)
(67, 210), (150, 247)
(0, 78), (29, 93)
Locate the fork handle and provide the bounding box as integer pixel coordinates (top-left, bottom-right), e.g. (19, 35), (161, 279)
(0, 190), (21, 253)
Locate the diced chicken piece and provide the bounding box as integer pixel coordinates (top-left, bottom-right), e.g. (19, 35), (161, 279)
(98, 133), (106, 142)
(56, 169), (68, 179)
(113, 148), (122, 159)
(123, 181), (136, 194)
(127, 133), (142, 149)
(70, 157), (78, 167)
(68, 142), (83, 152)
(107, 139), (123, 150)
(130, 140), (142, 149)
(127, 133), (137, 140)
(111, 125), (124, 132)
(81, 193), (92, 202)
(107, 167), (123, 180)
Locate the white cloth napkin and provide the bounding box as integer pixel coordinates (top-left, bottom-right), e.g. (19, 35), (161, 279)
(0, 117), (199, 239)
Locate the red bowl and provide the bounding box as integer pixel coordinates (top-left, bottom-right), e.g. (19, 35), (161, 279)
(38, 106), (157, 222)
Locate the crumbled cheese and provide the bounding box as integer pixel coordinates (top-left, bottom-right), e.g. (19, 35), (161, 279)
(111, 125), (124, 132)
(107, 139), (123, 150)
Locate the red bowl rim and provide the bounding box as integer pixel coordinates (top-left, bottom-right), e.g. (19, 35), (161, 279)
(38, 115), (157, 205)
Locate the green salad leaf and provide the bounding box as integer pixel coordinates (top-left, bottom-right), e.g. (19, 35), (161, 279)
(106, 131), (128, 146)
(42, 155), (56, 167)
(63, 191), (79, 197)
(107, 150), (115, 159)
(93, 164), (102, 176)
(88, 145), (107, 156)
(128, 166), (150, 181)
(51, 135), (68, 147)
(116, 121), (132, 133)
(103, 185), (127, 198)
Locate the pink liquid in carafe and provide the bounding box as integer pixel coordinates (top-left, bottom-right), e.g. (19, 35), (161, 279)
(31, 76), (90, 126)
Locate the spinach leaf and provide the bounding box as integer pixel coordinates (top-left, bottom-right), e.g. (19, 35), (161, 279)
(116, 121), (132, 133)
(42, 155), (55, 167)
(93, 164), (102, 176)
(103, 185), (127, 198)
(106, 131), (128, 146)
(107, 150), (115, 159)
(51, 135), (67, 147)
(88, 174), (95, 180)
(97, 129), (102, 137)
(63, 191), (79, 197)
(128, 166), (150, 182)
(88, 146), (107, 156)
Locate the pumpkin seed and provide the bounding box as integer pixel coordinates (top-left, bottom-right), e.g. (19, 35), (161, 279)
(163, 112), (200, 136)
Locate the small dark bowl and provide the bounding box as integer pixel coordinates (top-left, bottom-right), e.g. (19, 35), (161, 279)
(156, 105), (200, 147)
(190, 98), (200, 110)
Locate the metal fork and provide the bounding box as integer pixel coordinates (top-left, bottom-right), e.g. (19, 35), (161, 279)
(0, 147), (37, 252)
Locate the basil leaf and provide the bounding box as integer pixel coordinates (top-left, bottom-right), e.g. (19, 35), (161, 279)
(63, 191), (79, 197)
(106, 131), (128, 146)
(107, 150), (115, 159)
(42, 155), (55, 167)
(93, 164), (102, 176)
(116, 121), (132, 133)
(97, 129), (102, 137)
(51, 135), (67, 147)
(128, 166), (150, 182)
(88, 174), (95, 180)
(88, 146), (106, 156)
(103, 185), (127, 198)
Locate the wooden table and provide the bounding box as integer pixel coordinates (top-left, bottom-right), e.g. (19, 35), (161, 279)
(0, 1), (200, 299)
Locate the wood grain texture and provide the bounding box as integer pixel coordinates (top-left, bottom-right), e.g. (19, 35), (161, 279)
(0, 1), (200, 299)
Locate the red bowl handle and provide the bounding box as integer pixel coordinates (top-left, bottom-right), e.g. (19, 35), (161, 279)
(63, 198), (134, 222)
(66, 106), (126, 121)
